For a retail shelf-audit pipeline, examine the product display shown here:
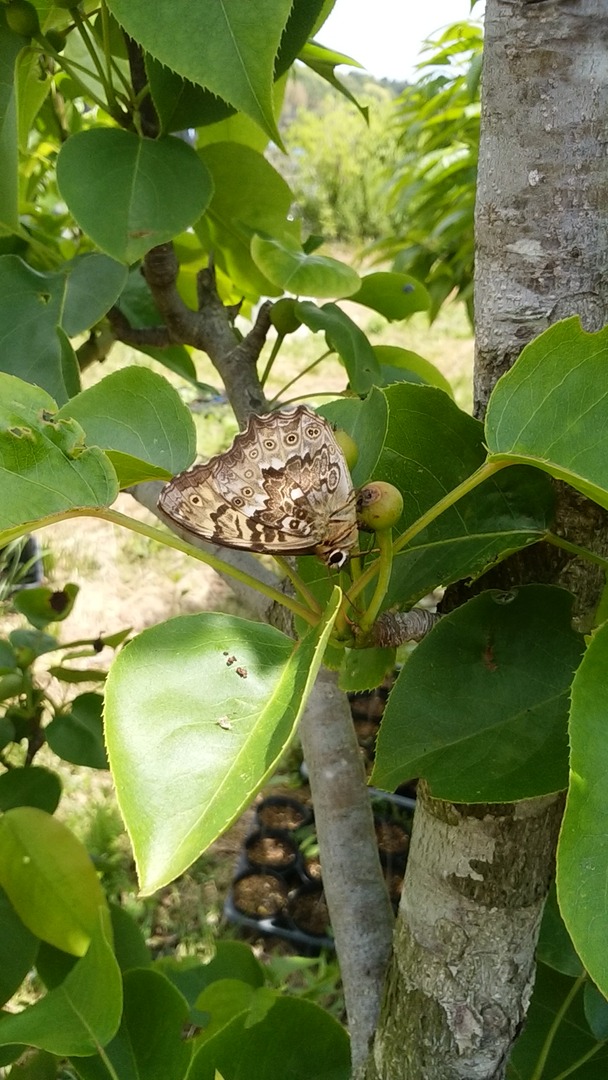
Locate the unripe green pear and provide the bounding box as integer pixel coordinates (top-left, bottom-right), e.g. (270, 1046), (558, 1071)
(270, 298), (301, 336)
(357, 481), (403, 531)
(334, 428), (358, 471)
(5, 0), (40, 37)
(44, 29), (66, 52)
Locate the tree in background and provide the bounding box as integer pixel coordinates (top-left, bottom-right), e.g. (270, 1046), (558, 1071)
(279, 71), (400, 244)
(372, 20), (482, 325)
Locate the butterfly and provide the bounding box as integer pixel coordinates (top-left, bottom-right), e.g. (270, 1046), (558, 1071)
(158, 405), (358, 569)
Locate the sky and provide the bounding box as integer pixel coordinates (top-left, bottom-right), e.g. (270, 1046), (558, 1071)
(320, 1), (485, 82)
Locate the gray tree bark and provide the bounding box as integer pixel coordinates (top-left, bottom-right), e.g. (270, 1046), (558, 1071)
(366, 2), (608, 1077)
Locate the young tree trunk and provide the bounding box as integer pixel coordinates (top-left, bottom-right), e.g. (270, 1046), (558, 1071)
(365, 2), (608, 1077)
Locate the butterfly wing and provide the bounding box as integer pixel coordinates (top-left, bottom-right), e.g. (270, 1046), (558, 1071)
(158, 407), (357, 558)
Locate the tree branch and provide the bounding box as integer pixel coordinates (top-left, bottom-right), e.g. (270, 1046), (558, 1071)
(142, 246), (269, 426)
(107, 306), (173, 348)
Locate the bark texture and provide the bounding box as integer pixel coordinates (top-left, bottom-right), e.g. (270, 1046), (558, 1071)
(368, 2), (608, 1076)
(474, 0), (608, 415)
(365, 786), (564, 1080)
(299, 668), (394, 1072)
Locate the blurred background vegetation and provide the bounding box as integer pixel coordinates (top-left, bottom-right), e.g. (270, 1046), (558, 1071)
(275, 20), (482, 326)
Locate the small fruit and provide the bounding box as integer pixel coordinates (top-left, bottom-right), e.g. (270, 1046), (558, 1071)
(334, 428), (358, 471)
(5, 0), (40, 37)
(44, 28), (66, 52)
(270, 298), (301, 336)
(357, 481), (404, 531)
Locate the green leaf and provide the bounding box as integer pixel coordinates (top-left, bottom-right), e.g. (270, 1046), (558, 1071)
(0, 640), (17, 673)
(252, 236), (360, 300)
(537, 885), (584, 978)
(4, 1050), (57, 1079)
(0, 19), (23, 230)
(10, 628), (59, 661)
(0, 886), (39, 1006)
(108, 903), (151, 974)
(319, 389), (388, 487)
(372, 586), (584, 802)
(372, 383), (555, 609)
(146, 55), (235, 134)
(486, 317), (608, 510)
(73, 968), (192, 1080)
(0, 806), (106, 955)
(296, 301), (381, 394)
(0, 766), (61, 813)
(146, 0), (322, 136)
(60, 254), (128, 337)
(195, 142), (299, 301)
(56, 130), (213, 265)
(193, 981), (261, 1046)
(300, 41), (368, 120)
(187, 995), (350, 1080)
(47, 666), (106, 684)
(351, 272), (430, 320)
(507, 964), (608, 1080)
(36, 941), (78, 990)
(558, 619), (608, 999)
(0, 374), (118, 542)
(0, 671), (24, 701)
(156, 943), (264, 1015)
(105, 0), (292, 146)
(46, 692), (108, 770)
(16, 45), (51, 151)
(338, 647), (395, 693)
(584, 981), (608, 1041)
(105, 595), (340, 894)
(56, 367), (196, 481)
(0, 255), (80, 403)
(13, 583), (79, 629)
(0, 909), (122, 1056)
(374, 345), (454, 397)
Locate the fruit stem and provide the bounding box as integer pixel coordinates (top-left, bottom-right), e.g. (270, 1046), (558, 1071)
(357, 529), (393, 634)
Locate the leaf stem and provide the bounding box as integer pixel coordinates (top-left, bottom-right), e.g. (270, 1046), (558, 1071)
(278, 390), (347, 408)
(39, 41), (112, 114)
(347, 459), (509, 608)
(550, 1039), (607, 1080)
(272, 555), (322, 614)
(269, 350), (333, 405)
(72, 8), (116, 108)
(260, 333), (285, 388)
(32, 508), (320, 629)
(393, 459), (510, 556)
(545, 532), (608, 572)
(529, 973), (586, 1080)
(99, 0), (133, 98)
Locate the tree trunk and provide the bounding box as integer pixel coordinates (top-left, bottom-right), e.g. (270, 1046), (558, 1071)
(365, 785), (564, 1080)
(367, 1), (608, 1076)
(474, 0), (608, 413)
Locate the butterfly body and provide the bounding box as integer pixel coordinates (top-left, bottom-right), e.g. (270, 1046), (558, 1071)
(158, 406), (358, 568)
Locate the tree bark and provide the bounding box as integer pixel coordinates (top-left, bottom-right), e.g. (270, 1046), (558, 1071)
(365, 785), (564, 1080)
(474, 0), (608, 414)
(368, 1), (608, 1076)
